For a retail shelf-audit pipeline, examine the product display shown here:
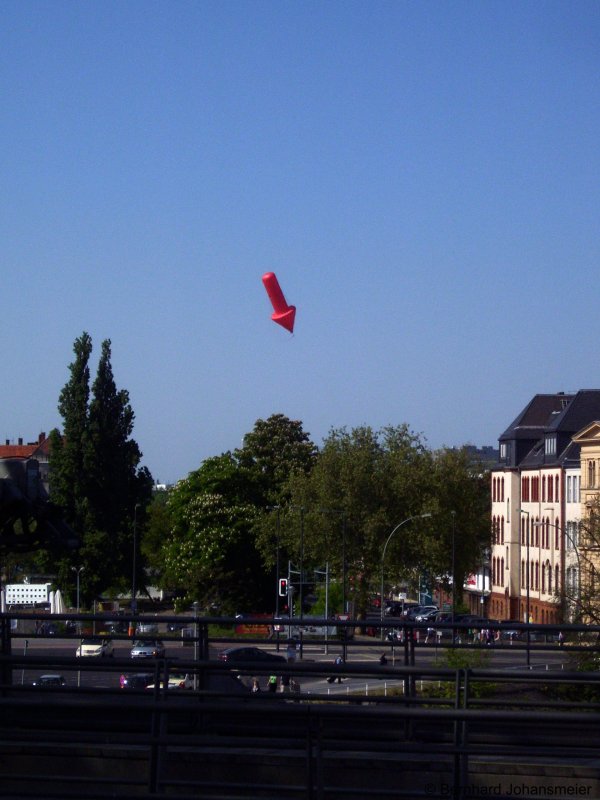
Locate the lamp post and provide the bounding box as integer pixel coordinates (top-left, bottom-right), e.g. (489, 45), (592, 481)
(267, 505), (282, 618)
(318, 508), (347, 613)
(132, 503), (141, 615)
(517, 508), (531, 668)
(536, 515), (582, 621)
(380, 514), (432, 638)
(71, 566), (84, 613)
(451, 511), (457, 628)
(71, 566), (84, 634)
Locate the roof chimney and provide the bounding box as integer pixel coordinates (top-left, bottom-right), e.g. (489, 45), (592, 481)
(18, 437), (23, 446)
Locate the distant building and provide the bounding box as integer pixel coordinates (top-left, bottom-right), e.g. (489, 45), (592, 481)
(0, 432), (51, 489)
(461, 445), (499, 471)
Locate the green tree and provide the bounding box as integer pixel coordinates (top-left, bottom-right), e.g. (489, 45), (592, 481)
(425, 448), (491, 607)
(235, 413), (317, 504)
(160, 454), (267, 613)
(49, 332), (93, 536)
(48, 333), (153, 604)
(270, 425), (434, 617)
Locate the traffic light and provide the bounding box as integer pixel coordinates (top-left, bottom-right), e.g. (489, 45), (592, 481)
(278, 578), (288, 597)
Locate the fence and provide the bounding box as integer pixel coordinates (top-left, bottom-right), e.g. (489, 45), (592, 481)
(1, 612), (600, 799)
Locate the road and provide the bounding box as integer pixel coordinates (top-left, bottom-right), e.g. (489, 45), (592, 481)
(12, 634), (570, 694)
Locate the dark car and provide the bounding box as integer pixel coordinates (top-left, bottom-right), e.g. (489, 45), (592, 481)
(106, 619), (128, 635)
(120, 672), (155, 690)
(32, 674), (66, 687)
(217, 646), (286, 665)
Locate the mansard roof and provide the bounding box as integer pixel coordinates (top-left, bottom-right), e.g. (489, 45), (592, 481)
(496, 391), (600, 471)
(547, 391), (600, 434)
(499, 393), (574, 442)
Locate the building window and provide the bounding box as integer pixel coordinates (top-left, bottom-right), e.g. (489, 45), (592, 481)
(548, 476), (553, 503)
(555, 564), (560, 590)
(542, 476), (546, 502)
(545, 435), (556, 456)
(567, 476), (572, 503)
(588, 460), (596, 489)
(555, 475), (560, 500)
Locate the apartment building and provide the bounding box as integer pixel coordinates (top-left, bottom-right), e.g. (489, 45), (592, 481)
(490, 391), (600, 624)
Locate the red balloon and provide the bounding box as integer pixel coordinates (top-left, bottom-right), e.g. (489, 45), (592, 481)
(262, 272), (296, 333)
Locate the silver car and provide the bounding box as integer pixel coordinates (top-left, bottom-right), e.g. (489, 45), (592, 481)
(130, 639), (166, 659)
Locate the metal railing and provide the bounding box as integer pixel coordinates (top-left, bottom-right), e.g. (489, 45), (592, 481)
(2, 612), (600, 799)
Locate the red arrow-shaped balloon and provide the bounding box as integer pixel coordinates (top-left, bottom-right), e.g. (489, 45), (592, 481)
(262, 272), (296, 333)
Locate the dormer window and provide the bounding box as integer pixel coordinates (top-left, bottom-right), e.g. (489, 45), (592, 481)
(545, 435), (556, 456)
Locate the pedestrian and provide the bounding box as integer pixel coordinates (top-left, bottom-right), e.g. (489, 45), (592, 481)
(286, 639), (297, 663)
(251, 677), (261, 693)
(558, 631), (564, 647)
(267, 674), (278, 693)
(379, 653), (388, 666)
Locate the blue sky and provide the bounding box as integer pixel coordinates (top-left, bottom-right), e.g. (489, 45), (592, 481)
(3, 1), (600, 484)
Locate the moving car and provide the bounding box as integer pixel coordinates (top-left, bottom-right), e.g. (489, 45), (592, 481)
(413, 606), (439, 622)
(146, 673), (193, 690)
(120, 672), (156, 689)
(76, 637), (114, 657)
(32, 674), (66, 687)
(130, 639), (166, 659)
(217, 646), (286, 665)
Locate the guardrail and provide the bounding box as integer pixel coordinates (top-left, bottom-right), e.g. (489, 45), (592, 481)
(1, 613), (600, 798)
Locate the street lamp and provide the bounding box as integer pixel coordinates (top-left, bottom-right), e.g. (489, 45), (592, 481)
(451, 511), (456, 627)
(318, 508), (347, 614)
(380, 514), (432, 637)
(71, 566), (84, 614)
(536, 514), (582, 621)
(517, 508), (531, 668)
(267, 506), (282, 618)
(132, 503), (141, 614)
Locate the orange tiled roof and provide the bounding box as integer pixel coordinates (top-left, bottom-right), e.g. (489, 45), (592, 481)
(0, 433), (50, 460)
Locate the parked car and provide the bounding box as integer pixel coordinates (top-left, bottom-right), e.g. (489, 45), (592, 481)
(385, 601), (418, 617)
(414, 609), (439, 622)
(166, 620), (189, 632)
(105, 620), (128, 635)
(386, 628), (419, 642)
(76, 637), (114, 657)
(130, 639), (166, 659)
(135, 621), (159, 635)
(32, 674), (66, 687)
(217, 646), (286, 665)
(119, 672), (155, 690)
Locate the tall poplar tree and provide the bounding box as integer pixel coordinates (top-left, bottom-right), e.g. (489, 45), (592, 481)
(49, 333), (153, 603)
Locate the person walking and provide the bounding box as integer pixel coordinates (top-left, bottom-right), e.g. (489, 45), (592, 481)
(267, 674), (278, 693)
